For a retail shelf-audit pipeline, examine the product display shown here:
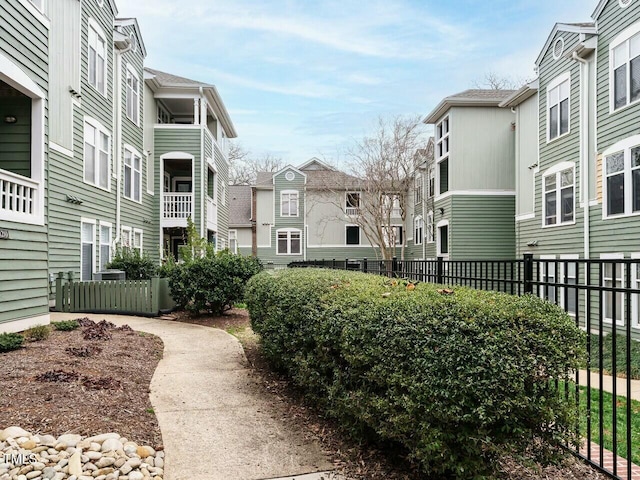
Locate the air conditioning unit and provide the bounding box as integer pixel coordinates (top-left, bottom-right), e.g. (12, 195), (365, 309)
(93, 270), (126, 281)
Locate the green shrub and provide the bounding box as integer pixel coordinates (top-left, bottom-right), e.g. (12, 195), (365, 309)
(246, 269), (586, 479)
(24, 324), (50, 342)
(106, 248), (158, 279)
(51, 320), (80, 331)
(157, 253), (177, 278)
(0, 332), (24, 352)
(169, 250), (263, 315)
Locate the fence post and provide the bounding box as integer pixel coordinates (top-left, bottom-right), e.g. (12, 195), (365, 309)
(437, 257), (444, 284)
(523, 253), (534, 295)
(55, 272), (64, 312)
(362, 257), (367, 273)
(332, 258), (336, 270)
(392, 257), (398, 276)
(345, 258), (349, 271)
(150, 277), (160, 315)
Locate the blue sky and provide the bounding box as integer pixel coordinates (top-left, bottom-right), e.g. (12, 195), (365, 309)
(117, 0), (592, 166)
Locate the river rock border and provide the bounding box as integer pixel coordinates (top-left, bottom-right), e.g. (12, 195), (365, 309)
(0, 427), (163, 480)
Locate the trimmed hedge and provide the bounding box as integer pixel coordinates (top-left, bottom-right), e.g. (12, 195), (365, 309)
(246, 269), (586, 479)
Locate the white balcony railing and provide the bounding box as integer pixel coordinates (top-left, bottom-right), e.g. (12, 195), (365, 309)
(206, 197), (218, 231)
(0, 168), (40, 224)
(163, 193), (192, 224)
(345, 207), (360, 216)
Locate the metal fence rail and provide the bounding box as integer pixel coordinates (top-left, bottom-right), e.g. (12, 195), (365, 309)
(289, 255), (640, 479)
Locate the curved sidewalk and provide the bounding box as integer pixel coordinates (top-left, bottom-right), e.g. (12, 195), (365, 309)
(51, 312), (334, 480)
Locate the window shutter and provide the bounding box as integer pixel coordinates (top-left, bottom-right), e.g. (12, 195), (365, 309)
(596, 154), (603, 202)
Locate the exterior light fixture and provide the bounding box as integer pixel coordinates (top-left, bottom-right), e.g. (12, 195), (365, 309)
(439, 207), (445, 215)
(4, 116), (17, 124)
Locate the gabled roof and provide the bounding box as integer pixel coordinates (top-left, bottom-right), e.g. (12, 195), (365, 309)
(114, 17), (147, 58)
(423, 89), (516, 124)
(144, 67), (237, 138)
(592, 0), (613, 21)
(299, 157), (335, 171)
(305, 170), (362, 190)
(535, 22), (597, 67)
(499, 79), (539, 108)
(229, 185), (252, 226)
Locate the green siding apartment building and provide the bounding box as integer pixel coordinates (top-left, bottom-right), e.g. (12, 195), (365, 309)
(0, 0), (236, 333)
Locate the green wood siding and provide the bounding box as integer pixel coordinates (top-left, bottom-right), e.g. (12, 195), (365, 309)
(0, 96), (31, 177)
(0, 0), (49, 325)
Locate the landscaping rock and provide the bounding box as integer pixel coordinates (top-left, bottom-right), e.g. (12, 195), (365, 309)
(0, 427), (30, 441)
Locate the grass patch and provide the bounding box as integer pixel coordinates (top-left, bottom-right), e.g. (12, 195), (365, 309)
(587, 334), (640, 380)
(51, 320), (80, 331)
(570, 383), (640, 465)
(24, 325), (50, 342)
(233, 302), (247, 309)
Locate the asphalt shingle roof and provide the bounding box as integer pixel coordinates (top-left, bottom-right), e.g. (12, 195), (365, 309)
(229, 185), (252, 226)
(145, 68), (212, 88)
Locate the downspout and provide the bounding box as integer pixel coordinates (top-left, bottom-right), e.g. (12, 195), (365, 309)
(572, 51), (590, 261)
(112, 41), (133, 250)
(199, 87), (205, 243)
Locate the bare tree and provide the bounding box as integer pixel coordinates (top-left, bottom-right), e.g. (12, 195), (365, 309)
(472, 72), (529, 90)
(327, 115), (429, 261)
(228, 142), (284, 185)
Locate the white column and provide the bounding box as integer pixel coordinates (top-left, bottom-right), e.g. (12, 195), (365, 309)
(193, 98), (200, 125)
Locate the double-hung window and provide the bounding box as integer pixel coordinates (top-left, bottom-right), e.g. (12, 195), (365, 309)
(382, 226), (403, 247)
(611, 26), (640, 111)
(126, 66), (140, 124)
(88, 21), (106, 95)
(426, 211), (434, 243)
(346, 225), (360, 245)
(277, 229), (301, 255)
(121, 226), (132, 249)
(414, 217), (423, 245)
(414, 175), (422, 204)
(547, 73), (570, 141)
(124, 148), (142, 202)
(81, 220), (96, 281)
(280, 190), (298, 217)
(84, 119), (110, 189)
(436, 116), (450, 195)
(99, 223), (112, 271)
(543, 164), (574, 226)
(602, 254), (625, 325)
(604, 140), (640, 217)
(133, 229), (143, 255)
(228, 230), (238, 254)
(428, 169), (435, 197)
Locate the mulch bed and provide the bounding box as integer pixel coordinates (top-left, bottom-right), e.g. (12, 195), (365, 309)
(174, 308), (609, 480)
(0, 318), (164, 447)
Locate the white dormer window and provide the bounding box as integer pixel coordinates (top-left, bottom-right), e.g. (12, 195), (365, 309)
(610, 24), (640, 111)
(281, 190), (299, 217)
(126, 65), (140, 125)
(88, 19), (107, 95)
(547, 73), (570, 141)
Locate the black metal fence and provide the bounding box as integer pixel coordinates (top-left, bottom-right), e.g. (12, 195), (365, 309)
(289, 255), (640, 479)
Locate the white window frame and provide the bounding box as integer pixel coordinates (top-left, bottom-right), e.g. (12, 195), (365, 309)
(133, 228), (143, 255)
(87, 18), (107, 96)
(280, 190), (299, 217)
(414, 216), (423, 246)
(345, 191), (360, 215)
(80, 218), (96, 282)
(601, 253), (625, 326)
(602, 135), (640, 219)
(123, 145), (142, 202)
(436, 219), (449, 259)
(83, 117), (111, 191)
(228, 230), (238, 254)
(631, 253), (640, 329)
(609, 22), (640, 113)
(121, 226), (132, 249)
(414, 174), (423, 204)
(99, 221), (112, 271)
(539, 255), (557, 304)
(125, 64), (140, 125)
(559, 254), (579, 316)
(436, 116), (450, 196)
(276, 228), (302, 255)
(146, 151), (154, 195)
(345, 225), (360, 246)
(382, 225), (403, 247)
(426, 211), (434, 243)
(542, 162), (575, 227)
(428, 168), (435, 198)
(546, 72), (571, 142)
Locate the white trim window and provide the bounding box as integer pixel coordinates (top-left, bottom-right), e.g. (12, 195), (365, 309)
(88, 19), (107, 95)
(610, 24), (640, 111)
(125, 65), (140, 125)
(414, 175), (423, 204)
(345, 192), (360, 215)
(121, 226), (132, 249)
(632, 253), (640, 329)
(276, 229), (302, 255)
(84, 119), (110, 190)
(436, 116), (450, 195)
(99, 222), (112, 271)
(133, 229), (143, 255)
(81, 220), (96, 281)
(124, 147), (142, 202)
(228, 230), (238, 254)
(428, 168), (435, 197)
(560, 255), (579, 316)
(543, 164), (574, 226)
(346, 225), (360, 245)
(426, 211), (434, 243)
(602, 254), (625, 326)
(539, 255), (557, 304)
(604, 140), (640, 217)
(436, 220), (449, 259)
(382, 225), (403, 247)
(414, 216), (424, 246)
(280, 190), (299, 217)
(547, 73), (570, 141)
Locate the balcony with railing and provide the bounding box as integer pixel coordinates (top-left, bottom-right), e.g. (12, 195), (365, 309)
(0, 168), (40, 224)
(162, 192), (193, 228)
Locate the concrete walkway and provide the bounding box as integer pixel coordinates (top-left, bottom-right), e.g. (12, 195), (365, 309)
(578, 370), (640, 401)
(51, 313), (336, 480)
